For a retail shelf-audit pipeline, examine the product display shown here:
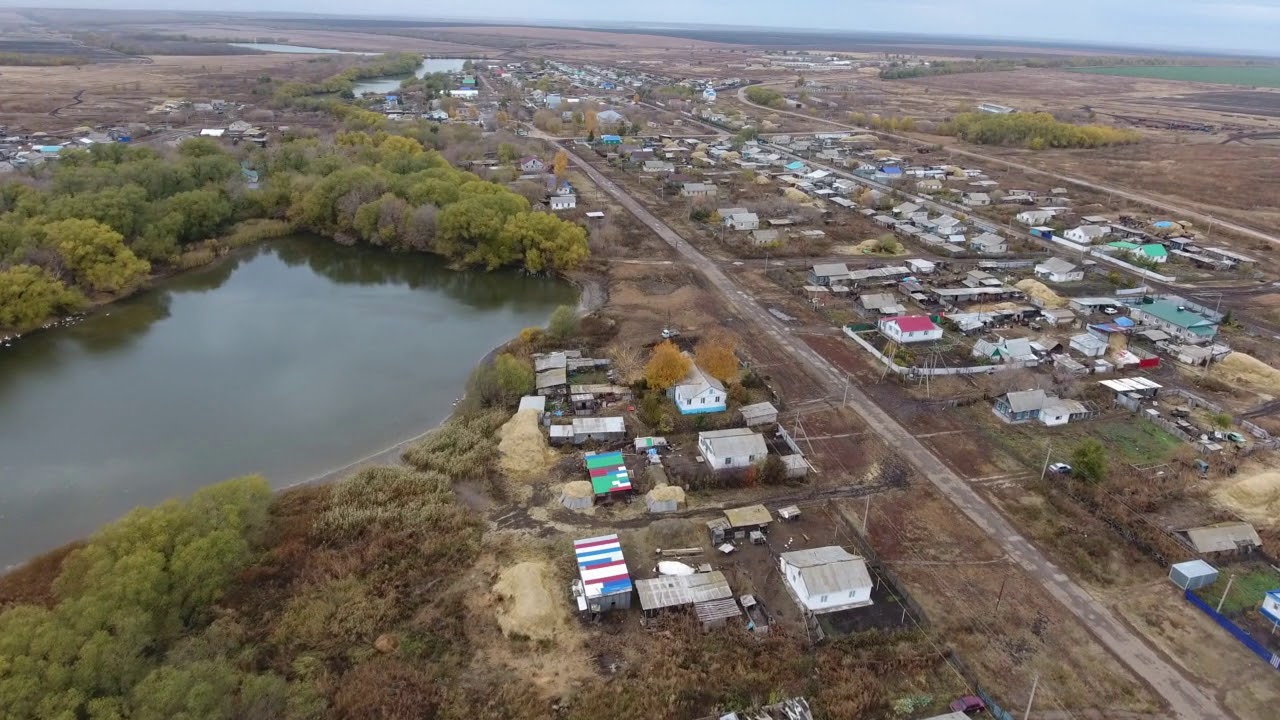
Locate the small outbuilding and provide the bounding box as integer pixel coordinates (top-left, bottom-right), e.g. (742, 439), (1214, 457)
(740, 402), (779, 427)
(584, 451), (632, 497)
(722, 504), (772, 537)
(1181, 521), (1262, 557)
(1168, 559), (1219, 591)
(571, 534), (633, 613)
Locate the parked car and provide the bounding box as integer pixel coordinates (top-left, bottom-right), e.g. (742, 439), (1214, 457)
(1102, 306), (1118, 315)
(950, 695), (987, 714)
(1048, 462), (1072, 475)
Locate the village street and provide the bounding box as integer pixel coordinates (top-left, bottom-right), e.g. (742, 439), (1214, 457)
(556, 136), (1227, 720)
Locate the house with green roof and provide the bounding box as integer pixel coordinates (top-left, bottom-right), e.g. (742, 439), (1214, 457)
(1130, 299), (1219, 342)
(1107, 240), (1168, 264)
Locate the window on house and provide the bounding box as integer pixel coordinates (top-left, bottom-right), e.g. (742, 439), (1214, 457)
(700, 398), (705, 404)
(819, 595), (828, 603)
(686, 399), (692, 405)
(724, 458), (731, 466)
(848, 590), (856, 598)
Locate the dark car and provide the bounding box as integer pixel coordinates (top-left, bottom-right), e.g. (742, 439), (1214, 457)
(950, 695), (987, 714)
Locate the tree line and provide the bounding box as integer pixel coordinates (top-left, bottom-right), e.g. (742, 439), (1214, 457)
(744, 86), (784, 108)
(879, 59), (1021, 80)
(1, 129), (589, 333)
(936, 111), (1142, 149)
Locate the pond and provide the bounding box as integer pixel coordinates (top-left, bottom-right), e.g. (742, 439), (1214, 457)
(353, 57), (470, 96)
(0, 237), (576, 568)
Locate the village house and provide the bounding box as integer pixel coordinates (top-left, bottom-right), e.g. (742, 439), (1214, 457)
(808, 262), (850, 287)
(969, 233), (1008, 255)
(916, 178), (943, 192)
(749, 228), (781, 246)
(1107, 241), (1169, 264)
(878, 315), (943, 344)
(549, 194), (577, 211)
(779, 546), (873, 614)
(1016, 209), (1060, 226)
(723, 211), (760, 231)
(962, 192), (991, 207)
(643, 159), (676, 173)
(993, 389), (1094, 426)
(669, 359), (727, 414)
(698, 428), (768, 470)
(519, 156), (545, 172)
(1130, 299), (1219, 341)
(680, 182), (717, 198)
(1034, 257), (1084, 283)
(1065, 225), (1110, 244)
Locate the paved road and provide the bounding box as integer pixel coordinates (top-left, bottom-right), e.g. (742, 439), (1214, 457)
(562, 144), (1226, 720)
(737, 85), (1280, 249)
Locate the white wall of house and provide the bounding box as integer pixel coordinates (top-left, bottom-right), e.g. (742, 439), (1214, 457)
(699, 439), (758, 469)
(781, 560), (871, 612)
(878, 319), (943, 344)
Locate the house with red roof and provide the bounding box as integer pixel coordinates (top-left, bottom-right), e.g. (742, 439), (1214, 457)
(878, 315), (943, 344)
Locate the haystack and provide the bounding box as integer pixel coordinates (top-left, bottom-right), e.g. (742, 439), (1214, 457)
(1212, 352), (1280, 399)
(560, 480), (594, 511)
(1215, 471), (1280, 528)
(498, 409), (560, 480)
(783, 187), (816, 206)
(645, 484), (686, 514)
(754, 174), (772, 185)
(1014, 279), (1067, 308)
(492, 562), (566, 642)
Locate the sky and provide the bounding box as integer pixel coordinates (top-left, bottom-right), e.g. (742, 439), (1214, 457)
(14, 1), (1280, 55)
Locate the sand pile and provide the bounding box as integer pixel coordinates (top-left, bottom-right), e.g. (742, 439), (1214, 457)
(498, 409), (560, 480)
(647, 485), (686, 503)
(1212, 353), (1280, 399)
(1014, 279), (1067, 308)
(1215, 471), (1280, 528)
(492, 562), (566, 642)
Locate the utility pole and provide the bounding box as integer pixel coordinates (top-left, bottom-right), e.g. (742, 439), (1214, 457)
(843, 374), (850, 405)
(993, 574), (1009, 615)
(1023, 674), (1039, 720)
(862, 495), (871, 533)
(1039, 442), (1052, 482)
(1217, 573), (1236, 613)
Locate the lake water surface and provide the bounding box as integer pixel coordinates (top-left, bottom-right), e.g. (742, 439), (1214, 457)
(0, 237), (575, 567)
(354, 58), (469, 96)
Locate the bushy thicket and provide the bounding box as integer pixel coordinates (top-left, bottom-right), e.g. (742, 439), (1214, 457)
(937, 112), (1141, 149)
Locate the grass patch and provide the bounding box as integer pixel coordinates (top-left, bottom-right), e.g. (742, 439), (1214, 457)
(221, 218), (294, 248)
(1069, 65), (1280, 88)
(1098, 419), (1182, 465)
(1195, 565), (1280, 616)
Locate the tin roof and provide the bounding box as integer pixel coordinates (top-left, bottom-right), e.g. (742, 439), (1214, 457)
(574, 534), (632, 598)
(585, 451), (631, 494)
(636, 570), (732, 610)
(780, 546), (872, 595)
(723, 504), (772, 528)
(1184, 522), (1261, 553)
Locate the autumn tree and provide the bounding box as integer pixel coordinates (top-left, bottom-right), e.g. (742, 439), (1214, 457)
(548, 304), (579, 340)
(46, 218), (150, 293)
(552, 150), (569, 180)
(645, 340), (691, 391)
(694, 330), (739, 383)
(497, 211), (589, 273)
(0, 264), (86, 331)
(584, 109), (599, 136)
(494, 352), (534, 403)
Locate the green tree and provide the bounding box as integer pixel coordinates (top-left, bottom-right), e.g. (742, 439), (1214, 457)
(0, 264), (86, 331)
(164, 189), (234, 244)
(548, 304), (579, 340)
(435, 192), (529, 265)
(1070, 439), (1107, 484)
(497, 212), (589, 273)
(495, 352), (534, 403)
(497, 143), (518, 165)
(46, 218), (150, 293)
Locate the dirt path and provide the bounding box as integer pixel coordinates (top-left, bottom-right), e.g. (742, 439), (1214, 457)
(49, 89), (84, 118)
(560, 138), (1226, 720)
(737, 84), (1280, 250)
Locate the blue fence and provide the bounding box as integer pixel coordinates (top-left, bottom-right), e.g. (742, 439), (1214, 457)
(976, 689), (1016, 720)
(1183, 590), (1280, 670)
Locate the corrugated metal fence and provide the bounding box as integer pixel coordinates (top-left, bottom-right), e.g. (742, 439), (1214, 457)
(1183, 590), (1280, 670)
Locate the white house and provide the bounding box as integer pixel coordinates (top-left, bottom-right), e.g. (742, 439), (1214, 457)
(519, 156), (545, 173)
(970, 233), (1007, 255)
(1016, 209), (1059, 226)
(668, 358), (727, 415)
(749, 228), (781, 246)
(681, 182), (717, 198)
(962, 192), (991, 206)
(779, 546), (873, 614)
(723, 212), (760, 231)
(1034, 257), (1084, 283)
(1065, 225), (1109, 244)
(878, 315), (943, 344)
(698, 428), (767, 470)
(549, 194), (577, 211)
(1070, 333), (1108, 358)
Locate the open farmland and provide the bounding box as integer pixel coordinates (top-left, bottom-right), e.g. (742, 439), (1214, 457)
(1071, 65), (1280, 88)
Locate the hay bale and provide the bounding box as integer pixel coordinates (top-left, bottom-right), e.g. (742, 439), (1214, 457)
(497, 409), (560, 480)
(561, 480), (594, 511)
(754, 174), (772, 185)
(492, 561), (566, 642)
(374, 633), (399, 654)
(1014, 279), (1067, 309)
(783, 187), (816, 206)
(1216, 471), (1280, 528)
(1212, 353), (1280, 399)
(647, 485), (685, 503)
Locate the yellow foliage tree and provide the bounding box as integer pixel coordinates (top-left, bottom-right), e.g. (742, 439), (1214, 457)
(552, 150), (569, 179)
(694, 330), (738, 382)
(584, 109), (599, 136)
(645, 340), (691, 391)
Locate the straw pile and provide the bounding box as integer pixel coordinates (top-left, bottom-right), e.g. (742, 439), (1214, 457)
(492, 562), (565, 641)
(497, 409), (559, 480)
(1014, 279), (1067, 308)
(647, 485), (686, 503)
(1212, 352), (1280, 399)
(1216, 471), (1280, 527)
(560, 481), (594, 511)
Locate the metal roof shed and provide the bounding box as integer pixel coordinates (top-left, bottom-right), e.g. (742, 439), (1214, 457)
(573, 534), (632, 611)
(1183, 522), (1261, 554)
(740, 401), (779, 427)
(1168, 559), (1218, 591)
(636, 570), (733, 611)
(724, 504), (772, 529)
(694, 597), (743, 629)
(585, 451), (631, 495)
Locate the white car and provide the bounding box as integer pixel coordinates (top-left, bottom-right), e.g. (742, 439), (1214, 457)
(1048, 462), (1072, 475)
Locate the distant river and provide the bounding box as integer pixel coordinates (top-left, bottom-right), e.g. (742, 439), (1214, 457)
(0, 237), (576, 568)
(228, 42), (376, 54)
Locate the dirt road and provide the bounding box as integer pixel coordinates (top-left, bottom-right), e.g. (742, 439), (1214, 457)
(737, 85), (1280, 250)
(561, 142), (1226, 720)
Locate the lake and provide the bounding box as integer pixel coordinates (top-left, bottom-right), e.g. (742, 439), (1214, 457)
(228, 42), (376, 55)
(0, 237), (576, 568)
(354, 58), (470, 96)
